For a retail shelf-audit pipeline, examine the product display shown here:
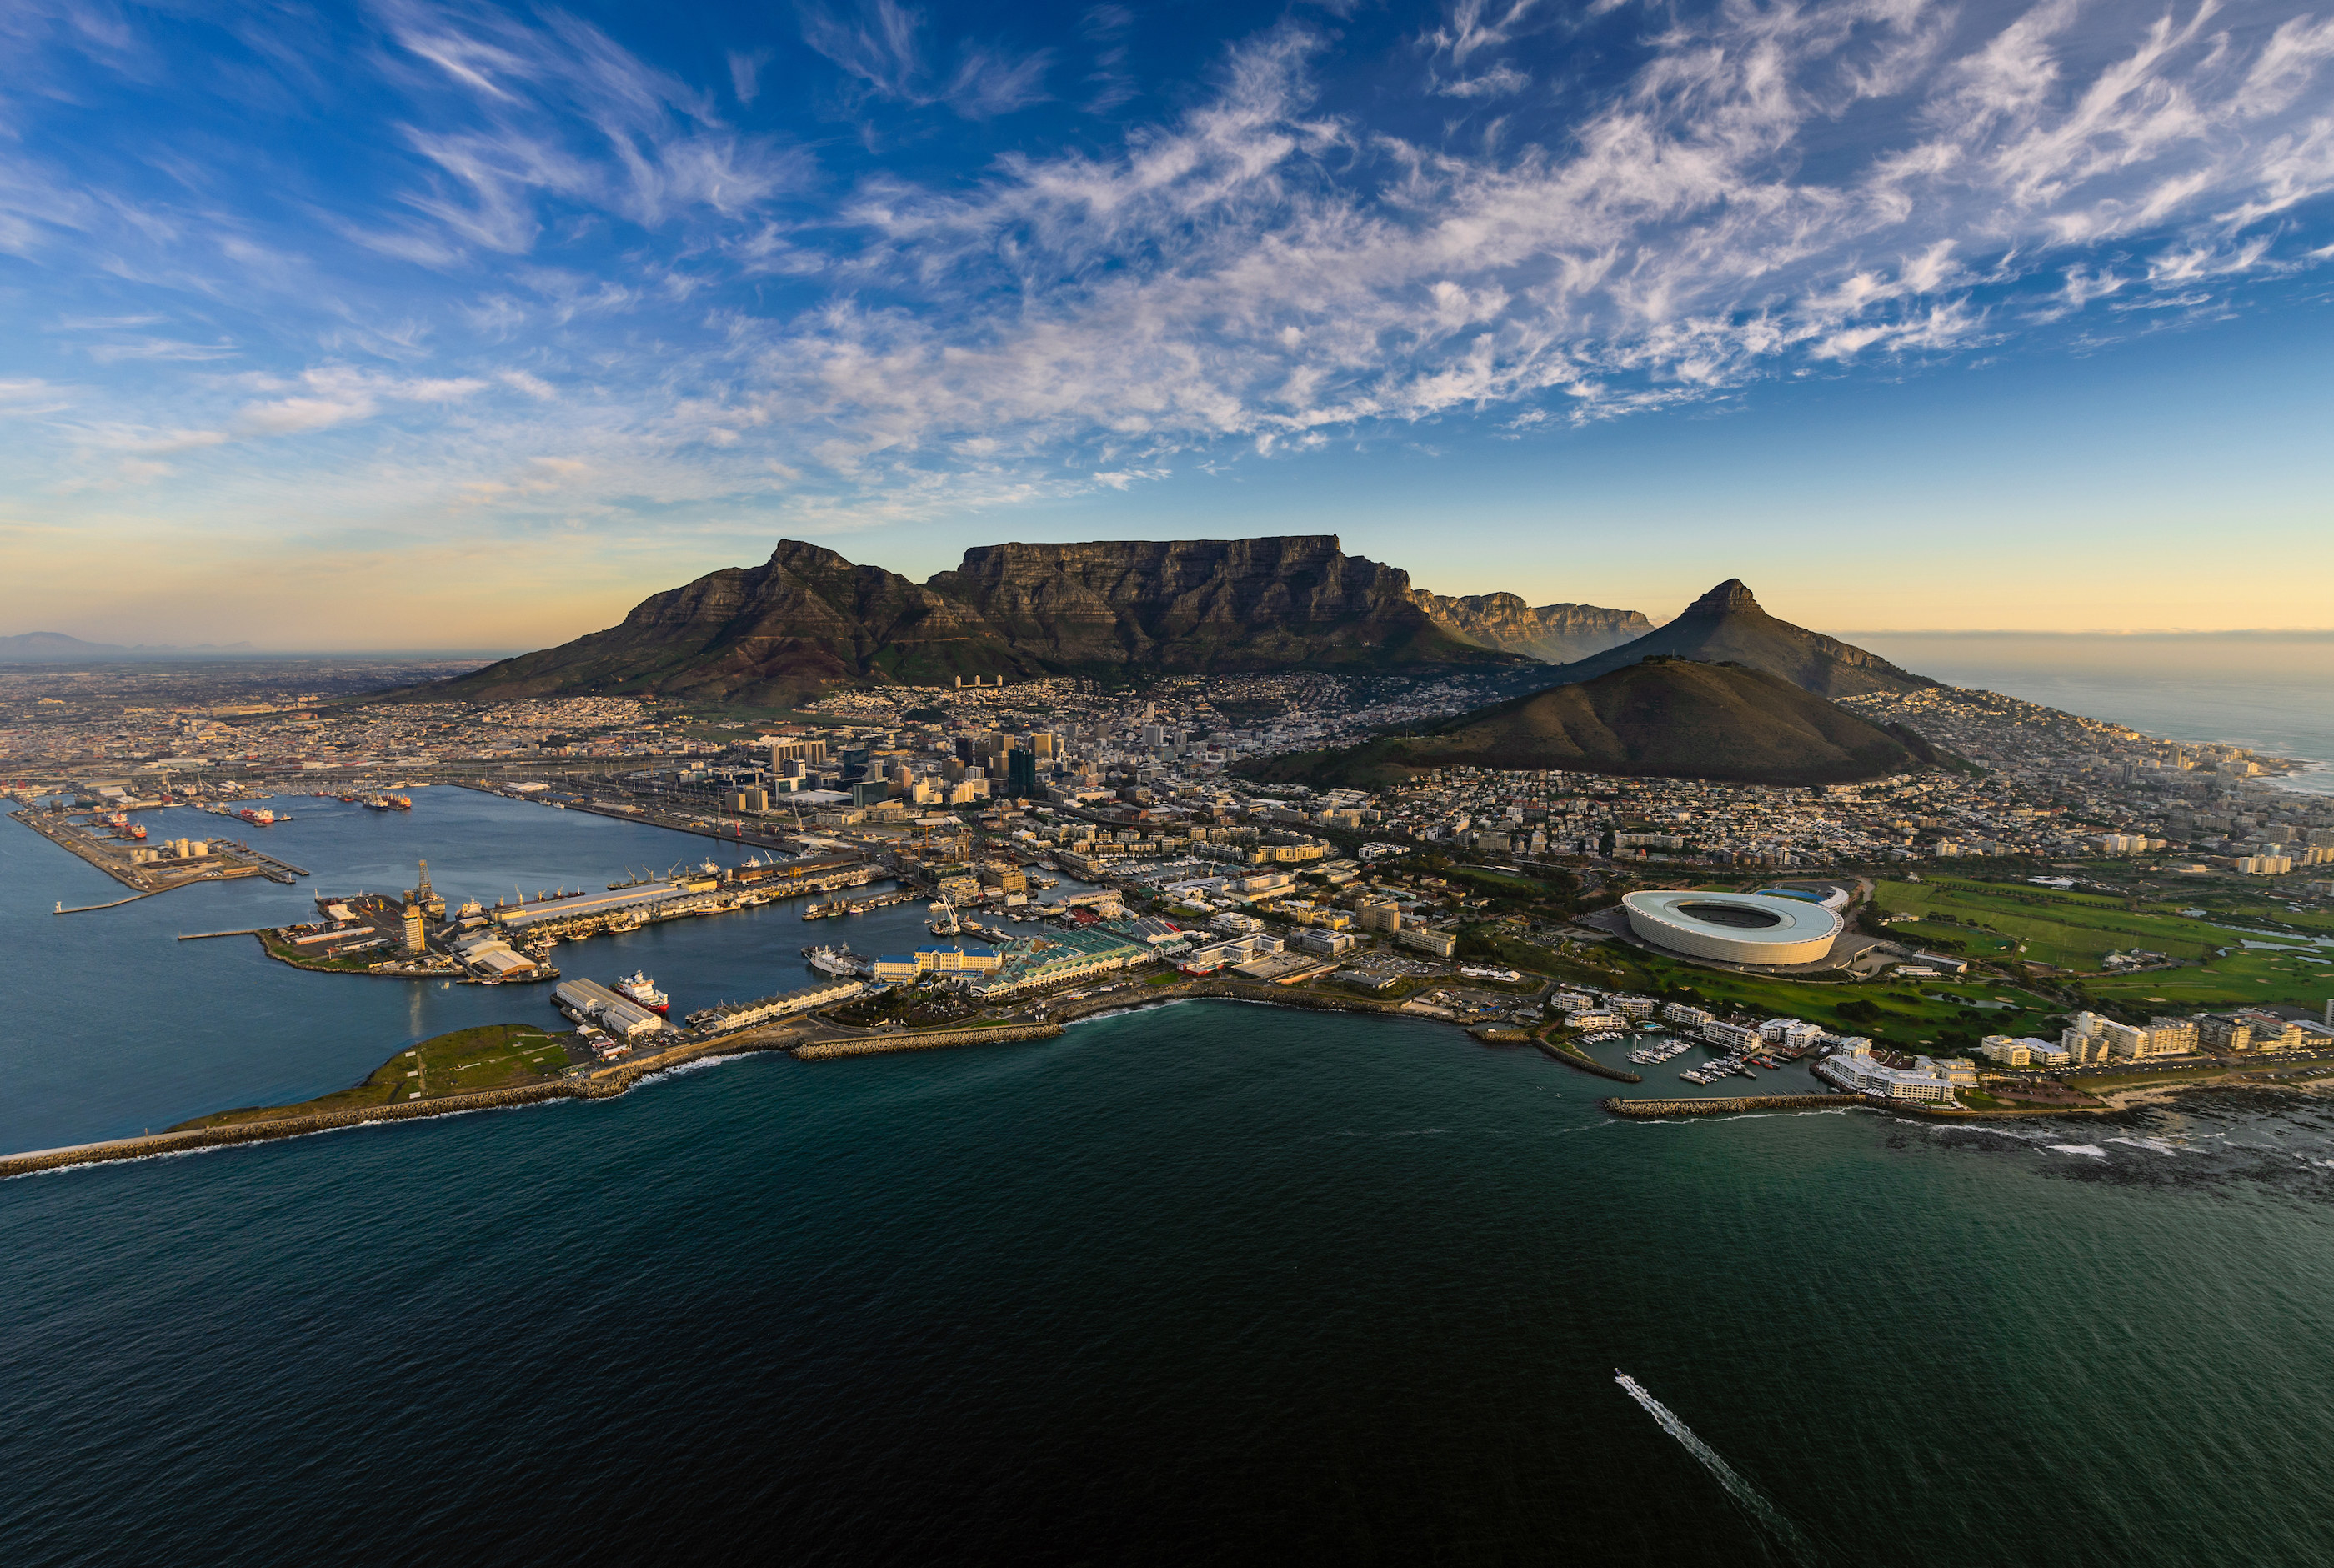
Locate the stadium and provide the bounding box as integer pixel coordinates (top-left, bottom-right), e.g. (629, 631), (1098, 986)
(1621, 889), (1845, 967)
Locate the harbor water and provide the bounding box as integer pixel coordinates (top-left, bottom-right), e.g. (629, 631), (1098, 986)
(11, 794), (2334, 1565)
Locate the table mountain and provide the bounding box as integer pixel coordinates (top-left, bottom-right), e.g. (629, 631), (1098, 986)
(1406, 591), (1651, 662)
(1543, 579), (1936, 699)
(927, 536), (1496, 672)
(1240, 657), (1937, 788)
(418, 536), (1520, 706)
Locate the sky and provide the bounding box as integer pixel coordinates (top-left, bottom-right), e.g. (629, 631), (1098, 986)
(5, 0), (2334, 650)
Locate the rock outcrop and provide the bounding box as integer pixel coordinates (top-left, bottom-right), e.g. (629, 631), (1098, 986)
(1407, 590), (1652, 662)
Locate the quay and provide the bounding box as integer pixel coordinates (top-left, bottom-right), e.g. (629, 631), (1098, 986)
(13, 807), (305, 895)
(801, 888), (919, 920)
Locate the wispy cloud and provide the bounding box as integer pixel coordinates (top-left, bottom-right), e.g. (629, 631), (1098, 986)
(6, 0), (2334, 536)
(798, 0), (1052, 118)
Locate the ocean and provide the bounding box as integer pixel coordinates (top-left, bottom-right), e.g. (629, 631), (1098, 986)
(12, 774), (2334, 1564)
(1846, 631), (2334, 795)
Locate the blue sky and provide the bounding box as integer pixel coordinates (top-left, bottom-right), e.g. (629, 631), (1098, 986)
(6, 0), (2334, 649)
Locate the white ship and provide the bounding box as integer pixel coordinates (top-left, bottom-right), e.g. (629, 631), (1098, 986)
(614, 970), (669, 1014)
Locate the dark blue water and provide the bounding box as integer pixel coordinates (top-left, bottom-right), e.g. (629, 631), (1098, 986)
(0, 789), (968, 1150)
(13, 794), (2334, 1565)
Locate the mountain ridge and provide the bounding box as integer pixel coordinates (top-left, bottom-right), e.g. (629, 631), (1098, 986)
(1405, 590), (1652, 662)
(413, 536), (1649, 706)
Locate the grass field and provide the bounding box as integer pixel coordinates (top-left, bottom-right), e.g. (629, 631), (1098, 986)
(1875, 874), (2334, 1009)
(2086, 947), (2334, 1009)
(175, 1023), (578, 1130)
(1874, 876), (2236, 969)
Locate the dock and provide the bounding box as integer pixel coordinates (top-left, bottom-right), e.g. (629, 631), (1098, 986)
(13, 808), (307, 894)
(801, 889), (920, 920)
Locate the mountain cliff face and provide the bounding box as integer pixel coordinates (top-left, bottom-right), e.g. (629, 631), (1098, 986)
(1407, 590), (1652, 662)
(1543, 579), (1936, 699)
(425, 535), (1516, 706)
(928, 536), (1488, 671)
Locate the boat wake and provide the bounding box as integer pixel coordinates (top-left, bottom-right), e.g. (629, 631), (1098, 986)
(1614, 1371), (1818, 1565)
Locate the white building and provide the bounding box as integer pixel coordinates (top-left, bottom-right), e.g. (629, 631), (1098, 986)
(1816, 1042), (1956, 1102)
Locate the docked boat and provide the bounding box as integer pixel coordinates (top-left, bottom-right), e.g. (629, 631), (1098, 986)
(803, 944), (868, 978)
(614, 970), (669, 1014)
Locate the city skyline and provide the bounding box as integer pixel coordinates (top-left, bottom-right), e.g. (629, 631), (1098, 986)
(7, 0), (2334, 648)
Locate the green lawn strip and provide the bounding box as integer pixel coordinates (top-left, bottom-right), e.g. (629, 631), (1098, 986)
(171, 1024), (579, 1131)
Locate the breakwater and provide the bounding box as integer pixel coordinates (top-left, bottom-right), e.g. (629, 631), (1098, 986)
(0, 1030), (800, 1180)
(1536, 1039), (1642, 1083)
(1603, 1094), (1842, 1117)
(794, 1023), (1064, 1060)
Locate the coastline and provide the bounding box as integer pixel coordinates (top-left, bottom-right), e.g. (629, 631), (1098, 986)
(18, 972), (2329, 1180)
(0, 1026), (805, 1181)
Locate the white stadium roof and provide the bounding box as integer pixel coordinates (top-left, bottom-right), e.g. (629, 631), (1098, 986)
(1622, 890), (1844, 967)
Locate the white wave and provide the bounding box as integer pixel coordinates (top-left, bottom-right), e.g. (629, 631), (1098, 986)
(1061, 998), (1195, 1027)
(1614, 1372), (1818, 1565)
(2106, 1135), (2182, 1156)
(2049, 1144), (2109, 1159)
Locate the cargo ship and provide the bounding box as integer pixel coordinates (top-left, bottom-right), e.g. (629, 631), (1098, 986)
(238, 808), (276, 827)
(363, 794), (411, 811)
(614, 970), (669, 1014)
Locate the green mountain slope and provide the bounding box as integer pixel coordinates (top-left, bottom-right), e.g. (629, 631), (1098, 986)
(1240, 657), (1936, 789)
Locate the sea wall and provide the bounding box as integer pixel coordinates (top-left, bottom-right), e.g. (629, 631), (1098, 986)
(1182, 980), (1413, 1017)
(1602, 1094), (1843, 1116)
(0, 1032), (799, 1180)
(794, 1023), (1064, 1060)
